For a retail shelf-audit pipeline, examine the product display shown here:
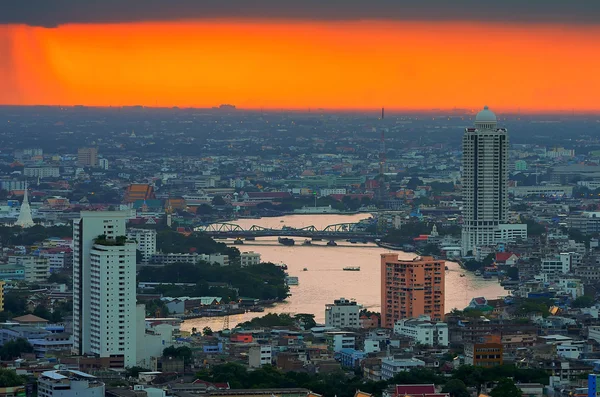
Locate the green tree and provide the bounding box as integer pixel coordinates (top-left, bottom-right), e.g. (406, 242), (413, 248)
(294, 314), (316, 329)
(572, 295), (594, 308)
(125, 366), (151, 378)
(442, 379), (470, 397)
(48, 273), (70, 284)
(212, 195), (226, 206)
(0, 368), (26, 387)
(490, 378), (522, 397)
(163, 346), (193, 365)
(0, 338), (34, 360)
(202, 327), (213, 336)
(32, 305), (52, 321)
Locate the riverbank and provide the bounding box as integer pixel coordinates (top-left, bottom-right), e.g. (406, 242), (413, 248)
(181, 213), (508, 333)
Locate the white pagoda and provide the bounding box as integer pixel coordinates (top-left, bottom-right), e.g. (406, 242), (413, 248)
(16, 186), (34, 228)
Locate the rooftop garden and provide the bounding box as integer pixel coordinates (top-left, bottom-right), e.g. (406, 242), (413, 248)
(94, 234), (130, 246)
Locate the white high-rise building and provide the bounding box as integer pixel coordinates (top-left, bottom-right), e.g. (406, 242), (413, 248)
(73, 211), (136, 367)
(325, 298), (360, 329)
(126, 228), (157, 264)
(461, 106), (526, 255)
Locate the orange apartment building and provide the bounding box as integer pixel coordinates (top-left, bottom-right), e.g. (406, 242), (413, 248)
(380, 254), (445, 328)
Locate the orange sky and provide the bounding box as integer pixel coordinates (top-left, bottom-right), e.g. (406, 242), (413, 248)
(1, 20), (599, 111)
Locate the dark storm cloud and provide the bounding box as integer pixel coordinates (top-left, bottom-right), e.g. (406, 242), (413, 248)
(1, 0), (600, 28)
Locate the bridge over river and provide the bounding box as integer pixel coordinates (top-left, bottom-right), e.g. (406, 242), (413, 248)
(194, 222), (382, 240)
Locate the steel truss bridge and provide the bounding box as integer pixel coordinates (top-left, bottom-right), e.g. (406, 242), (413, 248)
(194, 222), (381, 240)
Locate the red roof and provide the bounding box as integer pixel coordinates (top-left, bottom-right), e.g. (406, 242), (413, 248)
(495, 252), (518, 262)
(192, 380), (230, 390)
(396, 385), (436, 395)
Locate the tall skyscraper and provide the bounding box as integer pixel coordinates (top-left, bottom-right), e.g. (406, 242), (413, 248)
(380, 254), (445, 328)
(77, 147), (98, 167)
(461, 106), (525, 255)
(73, 211), (136, 367)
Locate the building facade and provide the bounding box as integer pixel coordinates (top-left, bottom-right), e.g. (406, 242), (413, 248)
(464, 341), (503, 367)
(248, 345), (273, 368)
(38, 370), (104, 397)
(462, 106), (513, 255)
(240, 251), (261, 267)
(73, 211), (136, 367)
(77, 148), (98, 167)
(393, 315), (449, 347)
(325, 298), (360, 329)
(126, 228), (157, 264)
(380, 254), (445, 328)
(8, 255), (49, 283)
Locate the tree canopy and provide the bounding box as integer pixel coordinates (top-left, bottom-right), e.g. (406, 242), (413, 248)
(0, 338), (34, 360)
(0, 368), (26, 388)
(139, 262), (289, 301)
(490, 378), (522, 397)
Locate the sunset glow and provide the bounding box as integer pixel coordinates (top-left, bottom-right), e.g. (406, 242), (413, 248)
(1, 20), (600, 111)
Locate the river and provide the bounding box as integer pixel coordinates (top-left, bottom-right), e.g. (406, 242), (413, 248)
(181, 214), (507, 332)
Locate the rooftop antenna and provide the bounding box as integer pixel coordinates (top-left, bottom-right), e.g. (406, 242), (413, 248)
(379, 107), (386, 175)
(377, 108), (387, 205)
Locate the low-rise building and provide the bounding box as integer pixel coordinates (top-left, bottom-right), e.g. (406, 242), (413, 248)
(248, 344), (272, 368)
(339, 348), (366, 368)
(38, 370), (104, 397)
(325, 332), (356, 353)
(464, 341), (503, 367)
(381, 357), (426, 380)
(393, 315), (448, 347)
(240, 252), (261, 267)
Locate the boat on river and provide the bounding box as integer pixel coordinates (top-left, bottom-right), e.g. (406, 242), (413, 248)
(327, 240), (337, 246)
(303, 239), (312, 245)
(233, 238), (244, 245)
(278, 237), (295, 246)
(343, 266), (360, 271)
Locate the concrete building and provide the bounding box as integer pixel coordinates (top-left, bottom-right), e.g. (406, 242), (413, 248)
(73, 211), (136, 367)
(40, 249), (73, 271)
(240, 251), (261, 267)
(325, 298), (360, 329)
(462, 106), (526, 254)
(135, 304), (180, 368)
(149, 252), (229, 266)
(24, 167), (60, 179)
(98, 158), (109, 170)
(325, 332), (356, 352)
(464, 341), (503, 367)
(38, 370), (104, 397)
(127, 228), (157, 264)
(248, 344), (272, 368)
(339, 348), (366, 368)
(381, 357), (426, 380)
(77, 148), (98, 167)
(541, 253), (572, 279)
(320, 188), (347, 196)
(393, 315), (448, 347)
(380, 254), (445, 328)
(8, 255), (49, 283)
(508, 185), (573, 198)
